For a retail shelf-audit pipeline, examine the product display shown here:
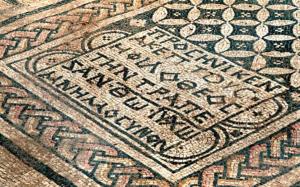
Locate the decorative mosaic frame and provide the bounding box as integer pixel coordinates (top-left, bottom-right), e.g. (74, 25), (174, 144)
(0, 0), (300, 186)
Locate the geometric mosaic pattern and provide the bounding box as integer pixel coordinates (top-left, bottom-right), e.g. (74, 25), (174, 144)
(0, 73), (170, 186)
(1, 70), (300, 185)
(0, 0), (156, 59)
(199, 123), (300, 186)
(154, 0), (300, 89)
(1, 0), (300, 186)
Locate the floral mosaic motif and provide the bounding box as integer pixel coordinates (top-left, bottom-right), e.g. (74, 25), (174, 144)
(152, 0), (300, 89)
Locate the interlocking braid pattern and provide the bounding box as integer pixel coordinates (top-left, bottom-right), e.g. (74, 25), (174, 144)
(0, 0), (156, 59)
(0, 74), (170, 187)
(182, 124), (300, 187)
(1, 72), (300, 186)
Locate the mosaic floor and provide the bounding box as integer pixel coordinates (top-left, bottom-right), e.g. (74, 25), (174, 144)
(0, 0), (300, 186)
